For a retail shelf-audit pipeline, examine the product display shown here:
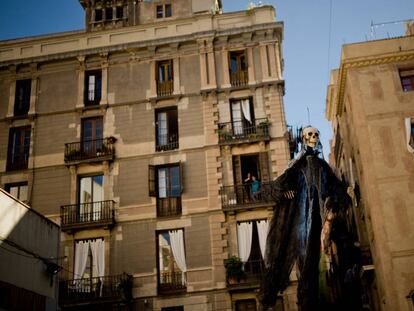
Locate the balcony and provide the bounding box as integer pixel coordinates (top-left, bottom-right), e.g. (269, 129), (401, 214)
(59, 273), (132, 307)
(157, 80), (174, 97)
(156, 133), (179, 152)
(157, 197), (181, 217)
(158, 271), (186, 294)
(60, 200), (115, 232)
(218, 118), (270, 145)
(220, 183), (271, 212)
(230, 70), (248, 87)
(227, 260), (264, 291)
(64, 137), (116, 164)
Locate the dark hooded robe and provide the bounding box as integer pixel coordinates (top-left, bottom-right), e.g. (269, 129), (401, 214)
(260, 146), (350, 311)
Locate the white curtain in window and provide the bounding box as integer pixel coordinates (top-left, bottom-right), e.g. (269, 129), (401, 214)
(74, 241), (89, 281)
(169, 230), (187, 284)
(241, 99), (252, 123)
(237, 222), (253, 262)
(405, 117), (414, 153)
(232, 102), (243, 135)
(88, 75), (95, 101)
(158, 168), (167, 198)
(90, 239), (105, 296)
(256, 220), (269, 259)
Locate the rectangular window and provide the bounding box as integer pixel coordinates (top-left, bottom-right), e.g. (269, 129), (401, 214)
(156, 107), (178, 151)
(116, 6), (123, 19)
(229, 50), (248, 86)
(84, 70), (102, 106)
(82, 117), (103, 156)
(7, 126), (31, 171)
(78, 175), (104, 222)
(156, 4), (172, 18)
(400, 68), (414, 92)
(73, 238), (104, 286)
(162, 307), (184, 311)
(157, 229), (186, 293)
(148, 164), (183, 217)
(157, 60), (174, 96)
(105, 7), (113, 20)
(231, 98), (255, 136)
(95, 9), (102, 22)
(14, 79), (31, 116)
(5, 182), (28, 202)
(236, 299), (257, 311)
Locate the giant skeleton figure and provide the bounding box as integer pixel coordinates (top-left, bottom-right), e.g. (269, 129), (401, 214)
(260, 126), (351, 311)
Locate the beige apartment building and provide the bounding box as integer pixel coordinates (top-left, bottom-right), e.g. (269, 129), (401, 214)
(326, 23), (414, 311)
(0, 0), (294, 310)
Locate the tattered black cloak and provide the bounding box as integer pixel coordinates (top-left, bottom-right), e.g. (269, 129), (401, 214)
(260, 147), (350, 311)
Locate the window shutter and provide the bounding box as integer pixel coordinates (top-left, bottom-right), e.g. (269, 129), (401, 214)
(179, 162), (184, 193)
(259, 152), (270, 182)
(148, 165), (156, 197)
(233, 155), (242, 185)
(95, 72), (102, 103)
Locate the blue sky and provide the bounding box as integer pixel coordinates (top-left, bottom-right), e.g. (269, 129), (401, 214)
(1, 0), (413, 157)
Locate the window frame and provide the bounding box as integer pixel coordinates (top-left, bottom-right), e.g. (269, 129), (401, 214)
(14, 79), (31, 117)
(7, 126), (31, 171)
(155, 107), (179, 151)
(84, 70), (102, 106)
(156, 3), (172, 19)
(399, 68), (414, 92)
(105, 7), (113, 21)
(5, 182), (29, 203)
(94, 9), (103, 22)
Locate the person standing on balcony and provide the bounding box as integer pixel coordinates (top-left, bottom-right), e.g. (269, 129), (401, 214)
(243, 173), (252, 202)
(251, 175), (261, 200)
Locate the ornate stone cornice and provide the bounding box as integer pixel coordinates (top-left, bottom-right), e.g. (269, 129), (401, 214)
(336, 51), (414, 116)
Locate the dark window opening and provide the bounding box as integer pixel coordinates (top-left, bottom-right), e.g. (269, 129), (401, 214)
(5, 182), (28, 202)
(156, 5), (164, 18)
(116, 6), (123, 19)
(156, 107), (178, 151)
(229, 50), (248, 86)
(95, 9), (103, 22)
(235, 299), (256, 311)
(165, 4), (172, 17)
(84, 70), (102, 106)
(105, 7), (113, 20)
(14, 79), (31, 116)
(7, 126), (31, 171)
(410, 122), (414, 148)
(162, 307), (183, 311)
(400, 69), (414, 92)
(81, 117), (103, 156)
(157, 60), (173, 96)
(149, 164), (183, 217)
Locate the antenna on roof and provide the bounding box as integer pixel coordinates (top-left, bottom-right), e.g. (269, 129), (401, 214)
(370, 19), (413, 40)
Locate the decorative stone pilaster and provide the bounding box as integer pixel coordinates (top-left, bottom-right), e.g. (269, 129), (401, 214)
(100, 53), (109, 106)
(76, 56), (86, 109)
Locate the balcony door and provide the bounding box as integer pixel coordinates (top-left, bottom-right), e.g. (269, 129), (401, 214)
(231, 99), (254, 136)
(79, 175), (104, 222)
(82, 117), (103, 157)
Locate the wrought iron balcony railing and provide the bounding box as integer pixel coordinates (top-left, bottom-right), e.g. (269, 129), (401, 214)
(157, 197), (181, 217)
(230, 70), (248, 87)
(60, 200), (115, 231)
(220, 183), (271, 210)
(159, 271), (186, 294)
(59, 273), (132, 306)
(218, 118), (270, 144)
(157, 80), (174, 97)
(156, 133), (179, 152)
(64, 137), (115, 163)
(227, 260), (264, 287)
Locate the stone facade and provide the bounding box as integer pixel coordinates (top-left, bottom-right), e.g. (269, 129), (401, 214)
(326, 31), (414, 311)
(0, 1), (293, 310)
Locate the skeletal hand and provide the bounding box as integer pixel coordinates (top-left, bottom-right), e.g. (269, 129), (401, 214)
(283, 190), (296, 199)
(347, 186), (355, 199)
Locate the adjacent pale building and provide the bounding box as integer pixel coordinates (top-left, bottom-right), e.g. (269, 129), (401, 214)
(0, 0), (295, 310)
(0, 188), (60, 311)
(326, 22), (414, 311)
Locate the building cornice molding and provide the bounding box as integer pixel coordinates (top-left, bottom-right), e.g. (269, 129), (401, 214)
(0, 22), (282, 68)
(336, 51), (414, 116)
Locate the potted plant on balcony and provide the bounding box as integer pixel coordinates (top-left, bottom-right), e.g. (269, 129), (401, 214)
(224, 255), (246, 284)
(258, 120), (270, 137)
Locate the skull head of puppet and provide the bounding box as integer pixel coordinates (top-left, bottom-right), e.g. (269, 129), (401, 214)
(302, 126), (320, 148)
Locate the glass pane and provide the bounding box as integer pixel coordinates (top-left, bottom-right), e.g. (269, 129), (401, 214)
(230, 55), (238, 73)
(80, 177), (92, 204)
(83, 120), (93, 141)
(170, 166), (180, 197)
(9, 186), (19, 198)
(88, 75), (95, 101)
(158, 232), (171, 272)
(95, 119), (103, 140)
(165, 4), (172, 17)
(92, 176), (104, 201)
(156, 5), (163, 18)
(157, 112), (168, 145)
(159, 65), (165, 82)
(158, 168), (167, 198)
(19, 185), (28, 202)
